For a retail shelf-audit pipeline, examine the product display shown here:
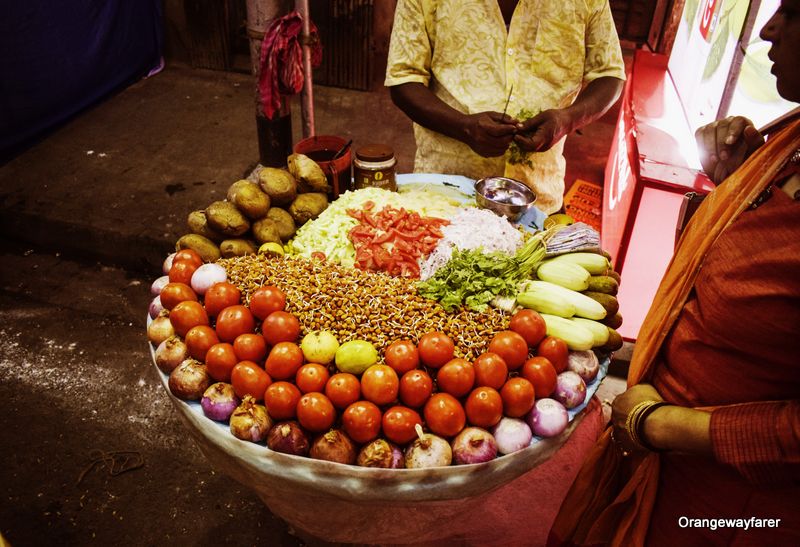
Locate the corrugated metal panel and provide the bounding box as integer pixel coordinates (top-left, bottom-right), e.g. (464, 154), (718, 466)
(311, 0), (374, 91)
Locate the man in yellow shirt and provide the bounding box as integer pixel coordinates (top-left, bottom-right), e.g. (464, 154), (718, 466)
(385, 0), (626, 214)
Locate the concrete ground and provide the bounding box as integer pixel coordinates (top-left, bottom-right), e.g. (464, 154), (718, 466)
(0, 62), (628, 546)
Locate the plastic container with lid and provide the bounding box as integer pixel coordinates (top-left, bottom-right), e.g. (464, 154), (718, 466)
(353, 144), (397, 191)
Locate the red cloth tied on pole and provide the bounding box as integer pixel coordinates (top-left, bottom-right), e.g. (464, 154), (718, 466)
(258, 10), (322, 119)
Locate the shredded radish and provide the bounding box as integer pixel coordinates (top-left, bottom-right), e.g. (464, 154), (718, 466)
(419, 208), (524, 280)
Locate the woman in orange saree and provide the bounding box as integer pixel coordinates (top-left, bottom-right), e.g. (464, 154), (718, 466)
(549, 4), (800, 545)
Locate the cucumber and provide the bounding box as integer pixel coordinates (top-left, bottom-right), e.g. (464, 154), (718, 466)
(582, 291), (620, 317)
(517, 289), (576, 318)
(539, 313), (595, 351)
(587, 275), (619, 295)
(601, 311), (623, 330)
(598, 328), (624, 352)
(570, 317), (611, 347)
(521, 280), (606, 320)
(536, 260), (591, 291)
(550, 252), (610, 275)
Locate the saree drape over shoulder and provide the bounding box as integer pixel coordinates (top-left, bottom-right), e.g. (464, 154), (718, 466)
(549, 119), (800, 546)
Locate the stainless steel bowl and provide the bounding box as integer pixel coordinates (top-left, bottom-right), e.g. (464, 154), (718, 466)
(474, 177), (536, 222)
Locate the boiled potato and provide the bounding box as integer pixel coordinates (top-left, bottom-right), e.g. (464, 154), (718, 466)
(258, 167), (297, 206)
(227, 180), (271, 219)
(288, 193), (329, 225)
(205, 200), (250, 237)
(266, 207), (296, 241)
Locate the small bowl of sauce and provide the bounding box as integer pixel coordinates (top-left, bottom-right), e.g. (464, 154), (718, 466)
(474, 177), (536, 222)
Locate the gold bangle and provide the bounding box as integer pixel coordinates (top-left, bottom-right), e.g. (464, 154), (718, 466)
(625, 400), (670, 452)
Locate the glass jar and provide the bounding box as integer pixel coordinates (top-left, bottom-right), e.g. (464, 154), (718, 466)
(353, 144), (397, 191)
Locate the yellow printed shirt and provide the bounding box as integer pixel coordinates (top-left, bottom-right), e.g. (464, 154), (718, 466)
(385, 0), (626, 214)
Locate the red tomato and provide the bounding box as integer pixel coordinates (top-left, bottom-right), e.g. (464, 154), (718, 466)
(215, 305), (256, 343)
(520, 356), (558, 398)
(249, 285), (286, 320)
(203, 282), (241, 317)
(382, 406), (423, 445)
(230, 360), (272, 401)
(205, 342), (238, 382)
(399, 369), (434, 408)
(295, 363), (331, 394)
(465, 387), (503, 428)
(325, 373), (361, 410)
(436, 358), (475, 398)
(360, 364), (399, 406)
(264, 341), (304, 380)
(264, 381), (301, 420)
(184, 325), (219, 361)
(384, 339), (420, 375)
(168, 260), (199, 286)
(472, 352), (509, 390)
(168, 300), (209, 337)
(159, 282), (197, 310)
(509, 309), (547, 347)
(296, 392), (336, 432)
(417, 331), (455, 369)
(342, 401), (382, 444)
(233, 333), (267, 363)
(487, 330), (529, 370)
(537, 336), (569, 373)
(173, 249), (204, 268)
(261, 311), (301, 346)
(424, 393), (466, 437)
(500, 377), (536, 418)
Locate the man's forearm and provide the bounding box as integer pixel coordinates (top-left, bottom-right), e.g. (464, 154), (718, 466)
(389, 83), (469, 142)
(563, 77), (624, 133)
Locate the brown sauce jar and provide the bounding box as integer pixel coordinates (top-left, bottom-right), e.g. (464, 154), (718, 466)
(353, 144), (397, 191)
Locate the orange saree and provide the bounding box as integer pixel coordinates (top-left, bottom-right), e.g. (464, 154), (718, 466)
(547, 118), (800, 546)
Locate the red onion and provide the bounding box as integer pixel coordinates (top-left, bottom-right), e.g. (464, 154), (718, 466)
(310, 429), (357, 465)
(201, 382), (240, 422)
(150, 275), (170, 296)
(567, 350), (600, 383)
(404, 424), (452, 468)
(491, 417), (532, 455)
(526, 398), (569, 438)
(162, 252), (176, 275)
(267, 421), (310, 456)
(357, 439), (405, 468)
(155, 335), (189, 374)
(190, 263), (227, 295)
(554, 371), (587, 409)
(149, 295), (164, 319)
(229, 395), (272, 442)
(451, 427), (498, 464)
(168, 358), (211, 400)
(147, 313), (175, 346)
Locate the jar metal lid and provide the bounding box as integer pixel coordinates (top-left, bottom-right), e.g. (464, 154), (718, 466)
(355, 144), (394, 163)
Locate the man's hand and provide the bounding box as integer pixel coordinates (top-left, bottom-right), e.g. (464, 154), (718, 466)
(695, 116), (764, 184)
(462, 112), (518, 157)
(512, 109), (573, 153)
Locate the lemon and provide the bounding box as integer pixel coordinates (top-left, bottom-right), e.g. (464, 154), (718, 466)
(544, 213), (575, 230)
(258, 242), (285, 256)
(300, 330), (339, 365)
(335, 340), (379, 375)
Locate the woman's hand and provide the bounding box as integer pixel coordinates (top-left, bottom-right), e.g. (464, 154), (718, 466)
(611, 384), (664, 453)
(695, 116), (764, 184)
(611, 384), (713, 455)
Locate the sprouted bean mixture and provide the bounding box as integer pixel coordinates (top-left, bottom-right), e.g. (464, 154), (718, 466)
(220, 254), (510, 360)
